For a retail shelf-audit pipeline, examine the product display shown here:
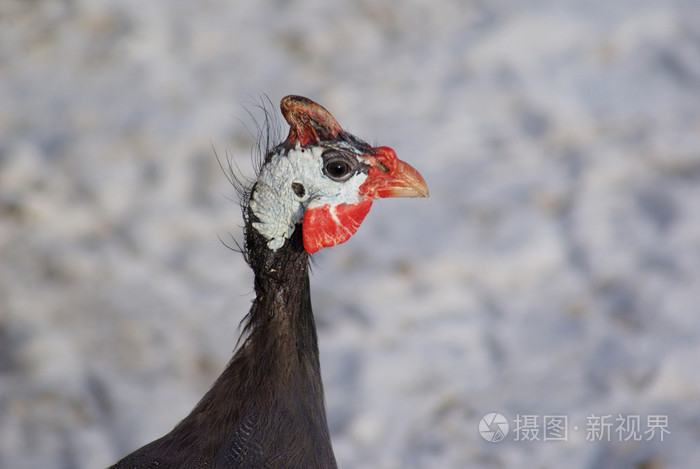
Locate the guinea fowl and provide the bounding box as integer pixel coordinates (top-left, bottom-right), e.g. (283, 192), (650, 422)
(111, 95), (428, 468)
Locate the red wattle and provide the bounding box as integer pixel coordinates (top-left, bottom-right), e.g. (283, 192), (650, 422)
(302, 199), (373, 253)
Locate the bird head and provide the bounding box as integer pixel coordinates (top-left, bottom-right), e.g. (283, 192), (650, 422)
(249, 95), (428, 254)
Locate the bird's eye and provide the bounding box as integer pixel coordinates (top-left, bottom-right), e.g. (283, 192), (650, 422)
(322, 152), (355, 182)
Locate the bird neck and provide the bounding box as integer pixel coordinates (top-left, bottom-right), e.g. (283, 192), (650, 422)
(158, 221), (334, 465)
(243, 219), (319, 367)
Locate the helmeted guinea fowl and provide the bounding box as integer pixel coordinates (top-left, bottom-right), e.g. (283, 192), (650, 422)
(111, 95), (428, 469)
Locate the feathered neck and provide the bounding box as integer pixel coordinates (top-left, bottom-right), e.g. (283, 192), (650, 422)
(155, 218), (335, 466)
(239, 211), (319, 363)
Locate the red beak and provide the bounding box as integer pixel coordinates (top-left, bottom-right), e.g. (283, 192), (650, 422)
(373, 159), (429, 199)
(361, 146), (429, 199)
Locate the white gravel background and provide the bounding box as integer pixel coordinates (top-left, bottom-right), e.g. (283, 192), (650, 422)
(1, 1), (700, 468)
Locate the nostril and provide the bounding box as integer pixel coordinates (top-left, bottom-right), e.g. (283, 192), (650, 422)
(375, 161), (390, 174)
(372, 146), (398, 173)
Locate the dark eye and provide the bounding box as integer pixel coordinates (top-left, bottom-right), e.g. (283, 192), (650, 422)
(322, 152), (355, 182)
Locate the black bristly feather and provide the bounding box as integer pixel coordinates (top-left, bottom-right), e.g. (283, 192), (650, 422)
(110, 98), (338, 468)
(213, 96), (283, 264)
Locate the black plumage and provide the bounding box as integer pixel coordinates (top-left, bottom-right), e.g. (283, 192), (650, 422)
(110, 95), (427, 469)
(112, 223), (334, 468)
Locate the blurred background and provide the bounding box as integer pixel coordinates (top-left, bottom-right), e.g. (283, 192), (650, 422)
(2, 0), (700, 468)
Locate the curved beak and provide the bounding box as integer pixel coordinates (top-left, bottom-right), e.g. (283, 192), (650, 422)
(373, 159), (429, 199)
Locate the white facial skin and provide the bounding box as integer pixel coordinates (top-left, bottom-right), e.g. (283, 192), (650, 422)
(249, 143), (368, 251)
